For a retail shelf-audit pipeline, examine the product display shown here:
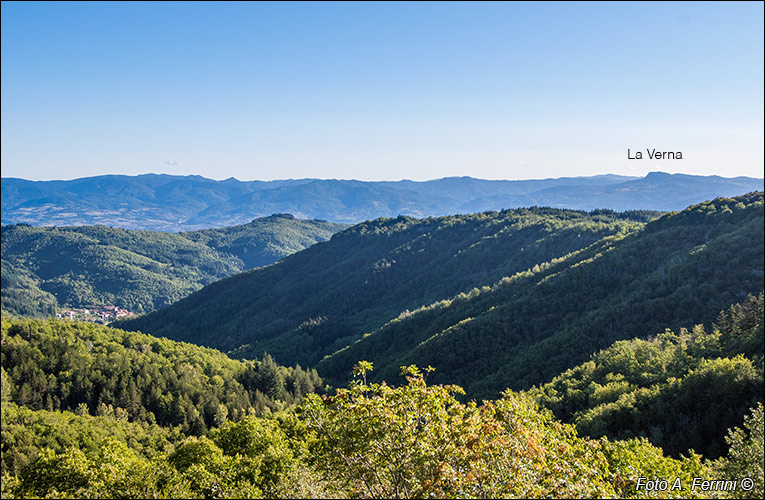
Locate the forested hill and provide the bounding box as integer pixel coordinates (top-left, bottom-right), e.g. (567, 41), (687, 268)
(0, 215), (346, 317)
(118, 207), (660, 366)
(3, 172), (762, 228)
(318, 192), (764, 397)
(1, 317), (324, 440)
(119, 193), (764, 399)
(530, 293), (764, 459)
(180, 214), (346, 270)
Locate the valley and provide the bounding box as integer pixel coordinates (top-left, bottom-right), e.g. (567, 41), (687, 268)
(118, 193), (764, 401)
(3, 2), (762, 496)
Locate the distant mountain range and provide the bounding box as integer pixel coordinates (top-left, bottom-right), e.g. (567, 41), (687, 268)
(1, 215), (346, 317)
(2, 172), (762, 230)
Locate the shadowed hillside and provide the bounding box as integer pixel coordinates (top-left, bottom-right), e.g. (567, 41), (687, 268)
(318, 193), (764, 398)
(119, 194), (763, 401)
(118, 207), (659, 365)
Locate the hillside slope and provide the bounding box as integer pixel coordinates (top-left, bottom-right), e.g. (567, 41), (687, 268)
(1, 215), (345, 317)
(318, 193), (764, 397)
(180, 213), (345, 270)
(530, 293), (764, 459)
(118, 208), (659, 366)
(120, 194), (764, 400)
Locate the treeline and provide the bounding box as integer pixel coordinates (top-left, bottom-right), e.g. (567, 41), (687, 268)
(531, 293), (764, 459)
(1, 318), (324, 435)
(0, 215), (345, 317)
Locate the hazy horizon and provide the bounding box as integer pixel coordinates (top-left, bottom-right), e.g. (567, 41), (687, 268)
(3, 170), (764, 184)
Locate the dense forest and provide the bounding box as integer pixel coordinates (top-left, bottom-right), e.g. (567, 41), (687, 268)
(0, 214), (345, 317)
(318, 193), (764, 397)
(1, 317), (762, 498)
(1, 318), (324, 433)
(531, 293), (764, 459)
(119, 206), (660, 365)
(0, 317), (329, 496)
(1, 194), (763, 498)
(119, 193), (763, 401)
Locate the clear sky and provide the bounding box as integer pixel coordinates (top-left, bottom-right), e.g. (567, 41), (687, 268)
(1, 1), (763, 181)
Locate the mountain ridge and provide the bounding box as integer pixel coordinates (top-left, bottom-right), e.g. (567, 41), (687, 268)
(3, 172), (761, 230)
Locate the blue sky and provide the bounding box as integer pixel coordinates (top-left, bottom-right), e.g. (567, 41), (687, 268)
(1, 1), (762, 181)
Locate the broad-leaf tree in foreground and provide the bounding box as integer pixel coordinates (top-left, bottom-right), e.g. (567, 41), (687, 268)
(301, 363), (723, 499)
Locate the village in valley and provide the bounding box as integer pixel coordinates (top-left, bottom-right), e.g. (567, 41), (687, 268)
(56, 305), (134, 323)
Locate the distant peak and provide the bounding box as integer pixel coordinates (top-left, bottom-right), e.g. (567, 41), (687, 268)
(269, 213), (296, 220)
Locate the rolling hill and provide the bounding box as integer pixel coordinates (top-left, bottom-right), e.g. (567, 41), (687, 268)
(317, 193), (764, 397)
(2, 172), (762, 229)
(117, 207), (658, 364)
(118, 193), (764, 400)
(0, 215), (346, 317)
